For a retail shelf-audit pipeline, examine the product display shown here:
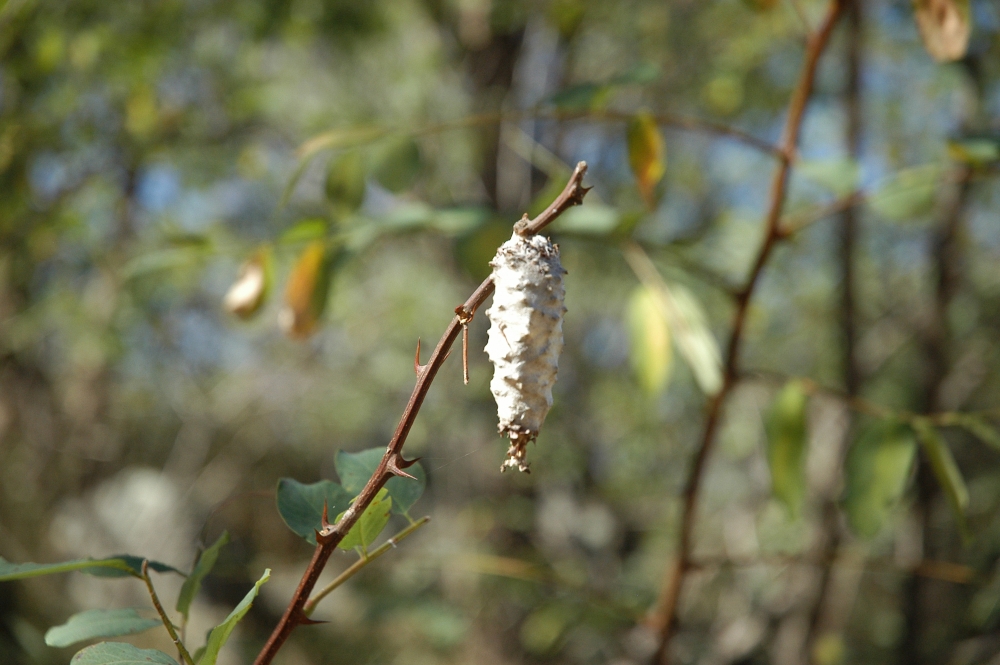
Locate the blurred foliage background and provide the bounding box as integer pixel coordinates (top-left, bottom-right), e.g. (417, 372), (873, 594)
(1, 0), (1000, 664)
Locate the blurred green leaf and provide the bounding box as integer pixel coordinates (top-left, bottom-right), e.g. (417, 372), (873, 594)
(373, 136), (422, 193)
(280, 219), (328, 246)
(947, 138), (1000, 166)
(868, 164), (945, 222)
(550, 204), (621, 235)
(197, 569), (270, 665)
(45, 609), (160, 648)
(455, 219), (513, 281)
(335, 448), (426, 514)
(0, 555), (180, 582)
(626, 286), (672, 394)
(337, 488), (392, 552)
(662, 282), (723, 395)
(519, 604), (575, 655)
(765, 380), (809, 517)
(70, 643), (178, 665)
(177, 531), (230, 620)
(798, 158), (860, 196)
(549, 83), (611, 111)
(276, 479), (353, 545)
(843, 421), (916, 538)
(325, 150), (367, 212)
(913, 419), (969, 533)
(951, 414), (1000, 451)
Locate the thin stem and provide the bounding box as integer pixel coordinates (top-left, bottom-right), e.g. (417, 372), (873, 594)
(649, 4), (846, 663)
(252, 162), (591, 665)
(303, 516), (430, 617)
(142, 560), (196, 665)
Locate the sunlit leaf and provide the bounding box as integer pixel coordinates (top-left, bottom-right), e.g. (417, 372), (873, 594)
(223, 248), (272, 319)
(627, 111), (666, 208)
(177, 531), (230, 620)
(335, 448), (426, 515)
(843, 421), (916, 538)
(280, 240), (334, 340)
(45, 609), (160, 648)
(71, 643), (178, 665)
(626, 286), (672, 394)
(325, 149), (367, 212)
(765, 380), (809, 517)
(913, 419), (969, 532)
(913, 0), (971, 62)
(947, 138), (1000, 167)
(197, 569), (270, 665)
(276, 479), (353, 545)
(662, 282), (723, 395)
(337, 488), (392, 552)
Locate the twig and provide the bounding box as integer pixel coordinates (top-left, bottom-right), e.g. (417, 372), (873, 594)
(303, 516), (430, 617)
(252, 162), (591, 665)
(648, 4), (846, 663)
(142, 560), (196, 665)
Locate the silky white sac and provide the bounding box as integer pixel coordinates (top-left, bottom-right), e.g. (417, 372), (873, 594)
(484, 232), (566, 472)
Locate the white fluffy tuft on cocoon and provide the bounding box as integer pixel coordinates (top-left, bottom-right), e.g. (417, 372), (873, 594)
(485, 232), (566, 472)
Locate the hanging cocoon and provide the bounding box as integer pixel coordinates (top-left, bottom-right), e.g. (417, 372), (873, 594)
(484, 231), (566, 472)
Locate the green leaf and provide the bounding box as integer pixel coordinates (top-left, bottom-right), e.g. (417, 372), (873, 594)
(276, 479), (353, 545)
(45, 609), (161, 648)
(372, 136), (422, 193)
(843, 421), (917, 538)
(549, 204), (621, 236)
(197, 569), (270, 665)
(337, 489), (392, 552)
(913, 419), (969, 531)
(798, 158), (860, 196)
(325, 150), (367, 212)
(951, 414), (1000, 451)
(626, 286), (672, 394)
(947, 138), (1000, 166)
(335, 448), (426, 514)
(627, 111), (666, 209)
(660, 281), (723, 395)
(765, 380), (809, 517)
(549, 83), (610, 111)
(280, 240), (336, 340)
(868, 164), (945, 222)
(176, 531), (230, 620)
(0, 555), (180, 582)
(70, 643), (179, 665)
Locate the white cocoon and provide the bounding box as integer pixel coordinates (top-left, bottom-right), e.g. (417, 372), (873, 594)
(485, 232), (566, 472)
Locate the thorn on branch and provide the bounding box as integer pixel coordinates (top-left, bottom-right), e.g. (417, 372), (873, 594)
(386, 454), (418, 481)
(298, 615), (328, 626)
(414, 338), (426, 375)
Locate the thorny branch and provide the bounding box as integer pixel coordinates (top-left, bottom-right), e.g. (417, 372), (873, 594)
(648, 3), (846, 663)
(252, 162), (591, 665)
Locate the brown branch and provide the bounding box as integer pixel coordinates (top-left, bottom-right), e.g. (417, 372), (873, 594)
(648, 4), (846, 663)
(252, 162), (590, 665)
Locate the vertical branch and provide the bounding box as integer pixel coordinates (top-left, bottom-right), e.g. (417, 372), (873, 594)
(649, 3), (846, 663)
(806, 0), (862, 656)
(142, 560), (196, 665)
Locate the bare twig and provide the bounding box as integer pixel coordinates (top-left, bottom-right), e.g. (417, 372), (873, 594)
(648, 4), (846, 662)
(252, 162), (591, 665)
(303, 516), (430, 617)
(142, 560), (196, 665)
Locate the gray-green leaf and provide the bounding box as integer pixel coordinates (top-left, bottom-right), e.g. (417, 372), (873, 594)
(70, 642), (179, 665)
(335, 448), (426, 515)
(276, 479), (353, 545)
(197, 569), (270, 665)
(177, 531), (230, 620)
(765, 380), (809, 517)
(843, 421), (917, 538)
(45, 608), (161, 648)
(0, 555), (181, 582)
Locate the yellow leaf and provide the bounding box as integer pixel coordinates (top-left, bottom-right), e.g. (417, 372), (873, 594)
(626, 111), (665, 209)
(280, 241), (332, 340)
(223, 248), (272, 320)
(627, 286), (672, 394)
(913, 0), (970, 62)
